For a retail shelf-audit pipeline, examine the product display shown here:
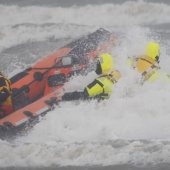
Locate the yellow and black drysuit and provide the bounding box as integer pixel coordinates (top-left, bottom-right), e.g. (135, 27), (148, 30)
(62, 73), (119, 101)
(62, 53), (121, 101)
(0, 72), (13, 118)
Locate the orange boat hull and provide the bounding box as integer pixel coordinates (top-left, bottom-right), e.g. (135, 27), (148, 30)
(0, 28), (116, 138)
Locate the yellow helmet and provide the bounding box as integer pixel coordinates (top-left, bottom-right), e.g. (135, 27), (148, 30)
(146, 42), (160, 62)
(95, 53), (114, 75)
(109, 70), (121, 82)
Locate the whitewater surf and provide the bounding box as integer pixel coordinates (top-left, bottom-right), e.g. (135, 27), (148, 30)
(1, 1), (170, 170)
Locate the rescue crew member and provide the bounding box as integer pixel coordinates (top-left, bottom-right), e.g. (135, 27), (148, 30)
(127, 41), (163, 83)
(0, 72), (13, 118)
(60, 53), (121, 101)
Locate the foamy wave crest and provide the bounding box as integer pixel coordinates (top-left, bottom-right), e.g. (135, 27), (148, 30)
(1, 139), (170, 167)
(1, 1), (170, 167)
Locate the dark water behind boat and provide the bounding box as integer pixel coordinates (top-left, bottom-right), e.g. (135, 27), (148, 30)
(0, 0), (170, 7)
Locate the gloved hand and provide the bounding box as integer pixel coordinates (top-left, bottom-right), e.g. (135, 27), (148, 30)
(55, 89), (64, 101)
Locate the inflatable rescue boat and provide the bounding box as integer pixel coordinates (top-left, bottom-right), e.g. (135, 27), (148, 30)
(0, 28), (116, 139)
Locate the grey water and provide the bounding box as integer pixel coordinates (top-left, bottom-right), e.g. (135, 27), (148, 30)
(0, 0), (170, 6)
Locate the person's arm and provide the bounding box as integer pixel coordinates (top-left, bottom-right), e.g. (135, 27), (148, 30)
(61, 79), (103, 101)
(62, 89), (89, 101)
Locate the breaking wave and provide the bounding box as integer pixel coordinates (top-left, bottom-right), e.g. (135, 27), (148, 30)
(1, 0), (170, 168)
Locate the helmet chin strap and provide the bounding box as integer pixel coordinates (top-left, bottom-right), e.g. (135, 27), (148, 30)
(155, 56), (160, 63)
(95, 62), (102, 75)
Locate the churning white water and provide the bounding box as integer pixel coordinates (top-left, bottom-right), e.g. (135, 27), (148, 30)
(1, 1), (170, 167)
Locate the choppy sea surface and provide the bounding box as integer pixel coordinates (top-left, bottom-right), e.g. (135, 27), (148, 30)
(1, 0), (170, 170)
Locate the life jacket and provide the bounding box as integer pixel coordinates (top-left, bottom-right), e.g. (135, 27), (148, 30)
(128, 55), (160, 83)
(85, 74), (117, 99)
(0, 73), (13, 117)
